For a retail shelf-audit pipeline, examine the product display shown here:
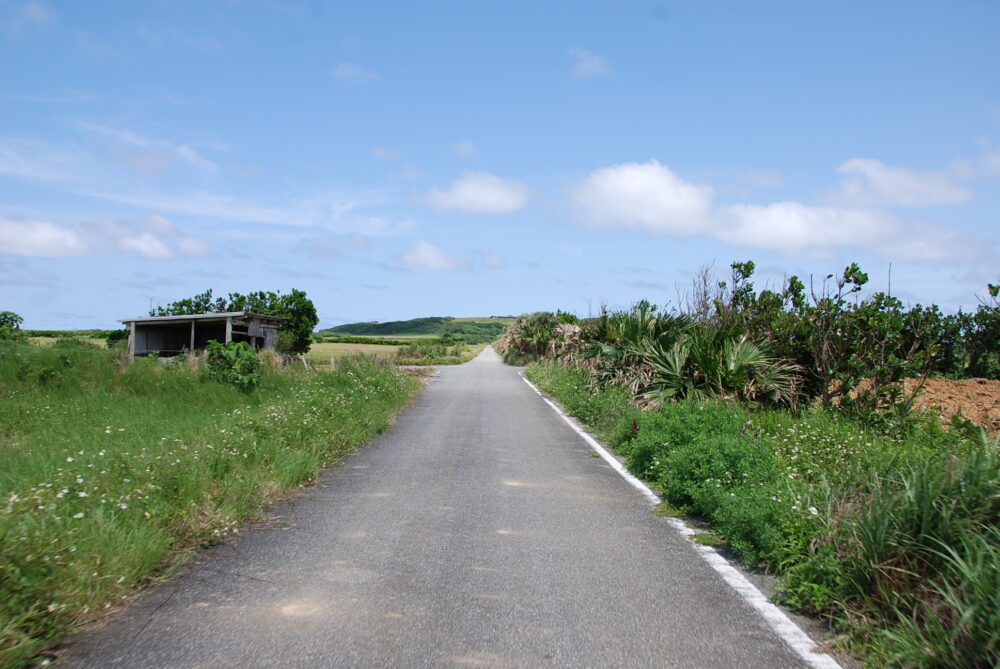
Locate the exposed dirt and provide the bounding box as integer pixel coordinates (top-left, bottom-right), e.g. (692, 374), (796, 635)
(907, 377), (1000, 435)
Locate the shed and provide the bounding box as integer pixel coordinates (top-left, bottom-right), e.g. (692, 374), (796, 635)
(119, 312), (288, 358)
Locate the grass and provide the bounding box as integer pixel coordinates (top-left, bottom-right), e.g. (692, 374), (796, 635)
(0, 342), (420, 667)
(525, 360), (999, 667)
(27, 337), (107, 349)
(306, 341), (400, 360)
(394, 341), (485, 366)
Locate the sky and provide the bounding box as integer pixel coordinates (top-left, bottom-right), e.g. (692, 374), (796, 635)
(1, 0), (998, 329)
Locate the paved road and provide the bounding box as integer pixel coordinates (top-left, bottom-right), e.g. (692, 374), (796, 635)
(63, 347), (817, 668)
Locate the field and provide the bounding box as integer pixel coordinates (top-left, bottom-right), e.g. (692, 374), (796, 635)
(27, 337), (107, 349)
(306, 341), (400, 360)
(0, 342), (420, 666)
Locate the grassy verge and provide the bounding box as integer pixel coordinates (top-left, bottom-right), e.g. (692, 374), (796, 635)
(526, 361), (999, 667)
(0, 343), (421, 667)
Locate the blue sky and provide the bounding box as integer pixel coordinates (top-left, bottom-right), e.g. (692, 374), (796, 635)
(1, 0), (998, 329)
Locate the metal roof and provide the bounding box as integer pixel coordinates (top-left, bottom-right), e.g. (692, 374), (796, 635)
(119, 311), (288, 324)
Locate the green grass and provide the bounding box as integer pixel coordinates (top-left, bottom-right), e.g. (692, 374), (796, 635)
(394, 340), (484, 366)
(0, 343), (420, 667)
(526, 360), (999, 667)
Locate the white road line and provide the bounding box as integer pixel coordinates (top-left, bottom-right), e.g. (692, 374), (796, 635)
(520, 373), (842, 669)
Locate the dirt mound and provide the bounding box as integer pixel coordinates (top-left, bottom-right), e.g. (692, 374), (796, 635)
(907, 378), (1000, 435)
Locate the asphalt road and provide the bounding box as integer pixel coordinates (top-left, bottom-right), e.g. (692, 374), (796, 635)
(62, 347), (821, 668)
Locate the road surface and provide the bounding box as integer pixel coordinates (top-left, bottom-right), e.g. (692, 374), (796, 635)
(63, 347), (830, 668)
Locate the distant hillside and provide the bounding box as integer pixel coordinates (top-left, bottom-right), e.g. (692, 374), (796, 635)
(319, 317), (511, 343)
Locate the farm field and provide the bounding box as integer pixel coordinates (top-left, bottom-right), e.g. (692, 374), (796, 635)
(306, 341), (399, 360)
(27, 337), (107, 349)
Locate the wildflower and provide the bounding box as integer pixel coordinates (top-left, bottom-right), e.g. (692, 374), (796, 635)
(73, 512), (84, 519)
(808, 506), (819, 516)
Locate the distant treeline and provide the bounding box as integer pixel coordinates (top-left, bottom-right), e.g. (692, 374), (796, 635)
(24, 329), (122, 339)
(313, 335), (414, 346)
(320, 317), (508, 344)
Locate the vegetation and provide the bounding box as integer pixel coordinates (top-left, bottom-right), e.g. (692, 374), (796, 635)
(151, 288), (320, 355)
(0, 312), (25, 342)
(0, 342), (419, 667)
(526, 362), (997, 667)
(321, 316), (510, 344)
(394, 340), (481, 366)
(204, 341), (262, 391)
(503, 260), (1000, 666)
(314, 335), (414, 346)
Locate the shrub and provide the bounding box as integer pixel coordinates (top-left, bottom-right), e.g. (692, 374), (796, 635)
(204, 341), (262, 391)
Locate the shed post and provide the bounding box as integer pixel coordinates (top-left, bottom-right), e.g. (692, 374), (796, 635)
(190, 320), (195, 352)
(225, 317), (233, 344)
(127, 322), (135, 359)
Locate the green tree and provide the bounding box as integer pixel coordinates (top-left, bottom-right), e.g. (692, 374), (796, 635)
(0, 311), (25, 341)
(152, 288), (319, 355)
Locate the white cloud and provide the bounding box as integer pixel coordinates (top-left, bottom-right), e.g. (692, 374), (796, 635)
(398, 241), (469, 270)
(453, 139), (479, 158)
(949, 149), (1000, 179)
(423, 172), (529, 214)
(569, 47), (611, 79)
(0, 138), (81, 181)
(330, 62), (377, 82)
(831, 158), (971, 207)
(569, 160), (713, 234)
(0, 214), (211, 259)
(117, 232), (172, 259)
(77, 121), (218, 176)
(718, 202), (895, 256)
(0, 217), (87, 256)
(568, 159), (978, 262)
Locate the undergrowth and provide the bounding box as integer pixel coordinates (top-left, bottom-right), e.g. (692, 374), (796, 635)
(0, 343), (420, 667)
(526, 360), (998, 667)
(395, 340), (481, 365)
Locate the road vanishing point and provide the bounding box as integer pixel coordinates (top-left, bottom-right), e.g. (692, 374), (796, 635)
(63, 347), (840, 668)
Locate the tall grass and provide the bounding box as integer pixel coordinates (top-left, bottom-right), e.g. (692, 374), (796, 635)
(394, 339), (478, 365)
(526, 360), (999, 666)
(0, 343), (420, 667)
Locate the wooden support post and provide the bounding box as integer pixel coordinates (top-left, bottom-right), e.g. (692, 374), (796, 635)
(190, 320), (195, 351)
(225, 317), (233, 344)
(128, 322), (135, 359)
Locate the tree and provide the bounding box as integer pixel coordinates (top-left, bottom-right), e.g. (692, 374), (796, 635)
(0, 311), (25, 341)
(151, 288), (319, 355)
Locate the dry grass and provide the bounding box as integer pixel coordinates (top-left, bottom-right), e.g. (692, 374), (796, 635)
(27, 337), (107, 348)
(306, 342), (399, 359)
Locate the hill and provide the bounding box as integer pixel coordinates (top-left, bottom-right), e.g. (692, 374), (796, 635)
(319, 316), (512, 343)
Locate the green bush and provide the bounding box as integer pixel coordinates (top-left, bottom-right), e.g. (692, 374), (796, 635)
(204, 341), (262, 391)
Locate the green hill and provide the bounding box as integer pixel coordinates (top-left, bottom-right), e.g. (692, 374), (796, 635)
(319, 317), (512, 343)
